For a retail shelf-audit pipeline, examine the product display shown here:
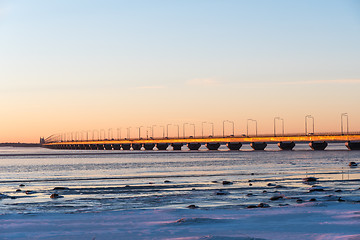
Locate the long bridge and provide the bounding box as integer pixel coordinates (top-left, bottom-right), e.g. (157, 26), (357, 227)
(43, 132), (360, 151)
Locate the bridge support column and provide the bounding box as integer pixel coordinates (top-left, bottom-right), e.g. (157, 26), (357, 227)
(132, 143), (142, 151)
(309, 141), (328, 150)
(205, 143), (220, 150)
(171, 143), (183, 150)
(226, 142), (242, 151)
(90, 144), (97, 150)
(144, 143), (155, 150)
(250, 142), (267, 150)
(78, 144), (86, 150)
(104, 144), (112, 150)
(187, 143), (201, 150)
(113, 144), (121, 150)
(156, 143), (169, 150)
(278, 142), (295, 150)
(122, 144), (131, 150)
(345, 141), (360, 150)
(97, 144), (104, 150)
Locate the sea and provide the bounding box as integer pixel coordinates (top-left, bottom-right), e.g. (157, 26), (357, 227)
(1, 144), (360, 215)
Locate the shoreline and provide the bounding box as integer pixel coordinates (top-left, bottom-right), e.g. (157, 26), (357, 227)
(1, 203), (360, 240)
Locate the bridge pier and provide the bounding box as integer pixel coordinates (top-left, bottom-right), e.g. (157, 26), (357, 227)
(144, 143), (155, 150)
(278, 142), (295, 150)
(171, 143), (183, 150)
(187, 143), (201, 150)
(97, 144), (104, 150)
(132, 143), (142, 151)
(226, 142), (242, 151)
(156, 143), (169, 150)
(122, 144), (131, 150)
(104, 144), (113, 150)
(205, 143), (220, 150)
(89, 144), (97, 150)
(309, 141), (328, 150)
(250, 142), (267, 150)
(345, 141), (360, 150)
(113, 144), (121, 150)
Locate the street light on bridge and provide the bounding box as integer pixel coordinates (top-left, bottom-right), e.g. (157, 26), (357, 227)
(223, 120), (234, 137)
(117, 128), (121, 140)
(202, 122), (214, 138)
(166, 124), (179, 138)
(305, 115), (315, 135)
(137, 126), (144, 139)
(183, 123), (195, 138)
(247, 119), (257, 137)
(341, 113), (349, 135)
(126, 127), (131, 139)
(274, 117), (284, 137)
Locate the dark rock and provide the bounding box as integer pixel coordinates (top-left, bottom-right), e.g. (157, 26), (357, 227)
(249, 183), (253, 186)
(222, 181), (233, 185)
(275, 185), (285, 188)
(349, 162), (358, 167)
(187, 204), (198, 209)
(19, 184), (25, 187)
(258, 203), (270, 208)
(50, 193), (62, 199)
(263, 190), (268, 193)
(10, 197), (16, 199)
(279, 203), (289, 206)
(246, 193), (253, 196)
(192, 188), (196, 191)
(53, 187), (69, 190)
(309, 198), (317, 202)
(251, 173), (254, 175)
(124, 185), (130, 188)
(164, 180), (171, 183)
(303, 177), (318, 182)
(335, 189), (342, 192)
(248, 180), (252, 182)
(270, 195), (283, 201)
(211, 181), (218, 183)
(15, 189), (21, 192)
(309, 186), (325, 192)
(296, 199), (303, 203)
(148, 182), (154, 184)
(267, 183), (276, 186)
(176, 218), (186, 223)
(246, 205), (258, 209)
(338, 197), (345, 202)
(25, 191), (34, 195)
(216, 190), (228, 195)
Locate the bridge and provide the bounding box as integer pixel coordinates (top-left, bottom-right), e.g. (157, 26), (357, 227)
(43, 132), (360, 151)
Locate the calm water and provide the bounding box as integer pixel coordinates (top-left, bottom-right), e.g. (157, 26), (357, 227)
(0, 145), (359, 214)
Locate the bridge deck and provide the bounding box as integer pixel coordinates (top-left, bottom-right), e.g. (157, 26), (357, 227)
(44, 134), (360, 146)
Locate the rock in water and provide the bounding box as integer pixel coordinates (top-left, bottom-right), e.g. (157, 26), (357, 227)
(303, 177), (318, 182)
(222, 181), (233, 185)
(270, 195), (283, 201)
(53, 187), (69, 190)
(50, 193), (62, 199)
(349, 162), (358, 167)
(187, 204), (198, 209)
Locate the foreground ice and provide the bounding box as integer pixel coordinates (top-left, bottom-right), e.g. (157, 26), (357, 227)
(1, 202), (359, 240)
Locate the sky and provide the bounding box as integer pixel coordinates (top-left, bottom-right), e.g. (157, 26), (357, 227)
(0, 0), (360, 142)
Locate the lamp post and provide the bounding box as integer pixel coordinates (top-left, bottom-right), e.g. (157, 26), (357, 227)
(305, 115), (314, 135)
(341, 113), (349, 135)
(108, 128), (113, 140)
(247, 119), (257, 137)
(223, 120), (234, 137)
(137, 126), (144, 139)
(183, 123), (195, 138)
(126, 127), (131, 139)
(202, 122), (214, 138)
(274, 117), (284, 137)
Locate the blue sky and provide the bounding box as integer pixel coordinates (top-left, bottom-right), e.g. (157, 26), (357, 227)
(0, 0), (359, 141)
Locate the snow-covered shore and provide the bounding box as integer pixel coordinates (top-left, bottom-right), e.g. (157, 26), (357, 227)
(1, 202), (359, 240)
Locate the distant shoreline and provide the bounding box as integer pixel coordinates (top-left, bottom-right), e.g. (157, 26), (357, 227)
(0, 143), (41, 147)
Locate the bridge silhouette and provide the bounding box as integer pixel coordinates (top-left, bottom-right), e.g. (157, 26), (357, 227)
(43, 132), (360, 151)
